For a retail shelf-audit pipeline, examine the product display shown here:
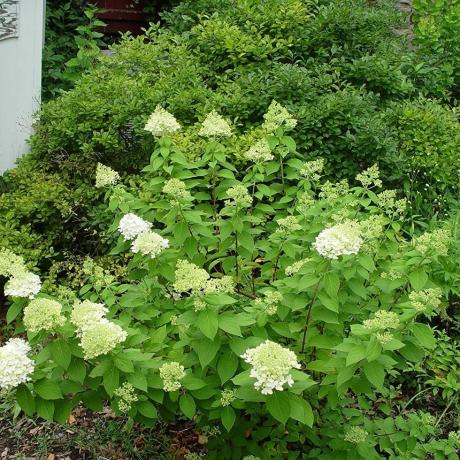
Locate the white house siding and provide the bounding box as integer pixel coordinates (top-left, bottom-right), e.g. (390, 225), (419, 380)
(0, 0), (45, 173)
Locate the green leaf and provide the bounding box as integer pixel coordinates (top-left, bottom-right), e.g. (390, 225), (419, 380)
(317, 292), (339, 313)
(182, 375), (207, 391)
(412, 323), (436, 349)
(36, 398), (54, 421)
(54, 398), (73, 424)
(179, 394), (196, 419)
(137, 401), (157, 419)
(197, 309), (219, 340)
(128, 371), (148, 391)
(217, 351), (239, 384)
(346, 345), (367, 366)
(16, 385), (35, 416)
(267, 392), (291, 424)
(68, 358), (86, 383)
(103, 367), (120, 397)
(218, 315), (242, 336)
(50, 339), (72, 369)
(323, 272), (340, 298)
(289, 395), (314, 427)
(114, 355), (135, 373)
(363, 361), (385, 389)
(6, 301), (23, 324)
(35, 379), (63, 400)
(194, 338), (221, 368)
(221, 406), (236, 431)
(409, 269), (428, 291)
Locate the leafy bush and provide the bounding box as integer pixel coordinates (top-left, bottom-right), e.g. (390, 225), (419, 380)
(2, 108), (459, 458)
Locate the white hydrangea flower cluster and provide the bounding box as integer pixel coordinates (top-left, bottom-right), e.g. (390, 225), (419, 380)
(363, 310), (400, 332)
(4, 271), (41, 299)
(0, 338), (35, 390)
(225, 184), (253, 208)
(131, 231), (169, 259)
(71, 300), (126, 359)
(23, 298), (66, 333)
(299, 159), (324, 181)
(276, 216), (301, 234)
(255, 291), (283, 315)
(114, 382), (138, 413)
(285, 259), (308, 276)
(413, 228), (451, 257)
(159, 361), (185, 392)
(376, 190), (407, 216)
(144, 105), (181, 137)
(220, 389), (236, 407)
(244, 139), (274, 163)
(241, 340), (301, 395)
(313, 221), (363, 259)
(409, 288), (442, 313)
(118, 213), (152, 241)
(262, 100), (297, 132)
(344, 426), (368, 444)
(198, 110), (232, 138)
(162, 178), (192, 202)
(95, 163), (120, 188)
(356, 164), (382, 189)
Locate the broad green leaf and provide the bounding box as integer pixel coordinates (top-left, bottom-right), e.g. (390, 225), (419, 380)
(35, 379), (63, 400)
(68, 358), (86, 383)
(289, 395), (314, 427)
(36, 398), (54, 421)
(197, 309), (219, 340)
(6, 301), (24, 324)
(412, 323), (436, 349)
(16, 385), (35, 416)
(221, 406), (236, 431)
(217, 351), (239, 383)
(128, 371), (148, 391)
(218, 315), (242, 336)
(179, 394), (196, 419)
(54, 398), (73, 424)
(363, 361), (385, 389)
(267, 392), (291, 424)
(182, 375), (207, 390)
(323, 272), (340, 298)
(114, 354), (135, 373)
(137, 401), (158, 419)
(409, 269), (428, 291)
(103, 367), (120, 396)
(194, 338), (221, 368)
(50, 339), (72, 369)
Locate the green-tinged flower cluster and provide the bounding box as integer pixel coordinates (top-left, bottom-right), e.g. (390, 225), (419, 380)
(344, 426), (368, 444)
(220, 389), (236, 407)
(198, 111), (232, 138)
(79, 319), (127, 360)
(95, 163), (120, 188)
(226, 184), (253, 208)
(409, 288), (442, 312)
(413, 228), (451, 256)
(299, 159), (324, 181)
(173, 260), (210, 293)
(82, 258), (115, 289)
(363, 310), (400, 332)
(296, 192), (315, 215)
(262, 100), (297, 132)
(375, 331), (394, 345)
(285, 259), (308, 276)
(131, 231), (169, 259)
(319, 179), (349, 201)
(71, 300), (108, 334)
(114, 382), (138, 413)
(376, 190), (407, 216)
(359, 215), (386, 241)
(144, 105), (181, 137)
(255, 291), (283, 315)
(276, 216), (301, 234)
(244, 139), (274, 163)
(4, 271), (42, 299)
(159, 361), (185, 392)
(163, 178), (192, 202)
(23, 298), (65, 333)
(0, 248), (26, 277)
(356, 164), (382, 188)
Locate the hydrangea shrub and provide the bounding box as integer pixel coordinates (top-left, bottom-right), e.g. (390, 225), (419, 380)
(1, 105), (457, 458)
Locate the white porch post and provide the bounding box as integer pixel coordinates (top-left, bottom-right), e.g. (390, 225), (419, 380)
(0, 0), (45, 173)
